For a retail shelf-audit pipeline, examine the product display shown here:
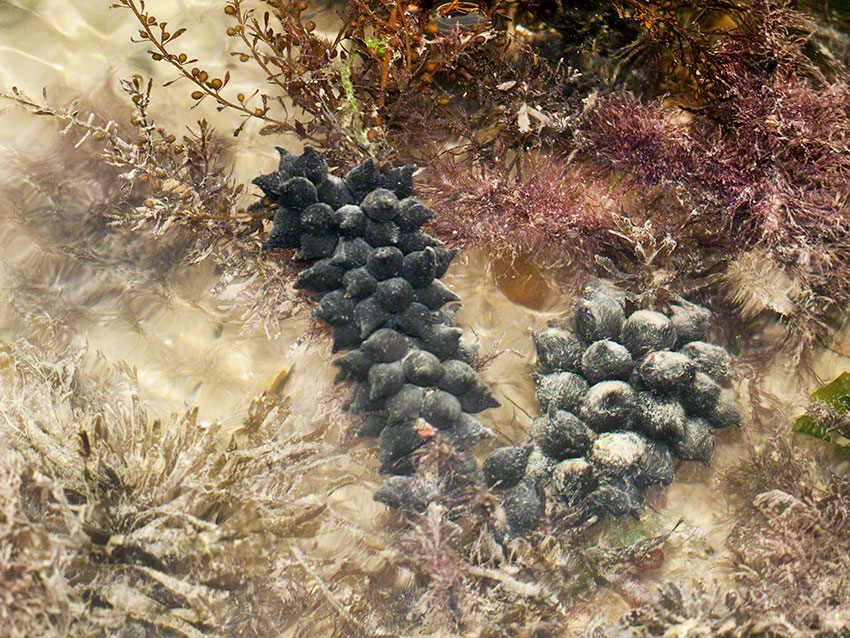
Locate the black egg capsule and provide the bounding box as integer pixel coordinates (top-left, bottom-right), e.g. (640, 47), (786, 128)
(361, 187), (400, 222)
(482, 445), (532, 489)
(361, 328), (409, 363)
(402, 350), (444, 386)
(532, 327), (584, 375)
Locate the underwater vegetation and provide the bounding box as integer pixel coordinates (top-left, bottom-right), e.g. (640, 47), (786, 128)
(2, 0), (850, 636)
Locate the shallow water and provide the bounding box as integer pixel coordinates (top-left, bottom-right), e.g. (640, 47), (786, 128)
(0, 1), (840, 634)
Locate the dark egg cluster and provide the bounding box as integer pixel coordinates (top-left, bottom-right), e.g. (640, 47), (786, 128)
(483, 284), (740, 534)
(254, 147), (499, 511)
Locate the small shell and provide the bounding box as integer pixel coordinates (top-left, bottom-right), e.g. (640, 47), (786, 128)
(366, 246), (404, 280)
(402, 350), (444, 386)
(421, 389), (463, 429)
(529, 410), (595, 460)
(635, 350), (696, 395)
(580, 381), (638, 432)
(360, 187), (400, 222)
(502, 481), (542, 535)
(374, 476), (437, 511)
(345, 158), (381, 202)
(532, 327), (585, 375)
(619, 310), (677, 358)
(535, 372), (589, 414)
(680, 341), (734, 385)
(317, 174), (354, 210)
(581, 339), (633, 383)
(374, 277), (415, 313)
(438, 359), (478, 395)
(368, 361), (405, 401)
(353, 296), (392, 339)
(396, 197), (436, 230)
(482, 445), (532, 489)
(575, 294), (625, 342)
(361, 328), (409, 362)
